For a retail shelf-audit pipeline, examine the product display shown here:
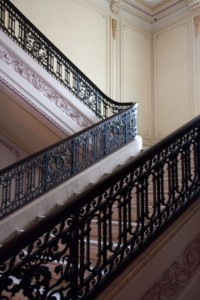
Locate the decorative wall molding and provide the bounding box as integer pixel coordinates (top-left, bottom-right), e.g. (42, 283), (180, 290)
(188, 0), (200, 10)
(0, 43), (90, 129)
(112, 18), (118, 39)
(142, 234), (200, 300)
(111, 0), (121, 14)
(194, 14), (200, 37)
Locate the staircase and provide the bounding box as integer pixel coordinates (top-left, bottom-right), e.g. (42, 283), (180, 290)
(0, 137), (142, 244)
(1, 116), (200, 299)
(1, 1), (200, 299)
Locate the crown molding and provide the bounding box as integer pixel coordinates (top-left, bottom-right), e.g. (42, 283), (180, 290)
(187, 0), (200, 9)
(110, 0), (188, 23)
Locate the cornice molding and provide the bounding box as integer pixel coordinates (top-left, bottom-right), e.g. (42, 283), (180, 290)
(111, 0), (121, 14)
(187, 0), (200, 9)
(120, 0), (187, 22)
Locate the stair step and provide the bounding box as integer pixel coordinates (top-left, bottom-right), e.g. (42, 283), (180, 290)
(37, 215), (46, 221)
(102, 172), (111, 177)
(117, 163), (124, 168)
(16, 229), (25, 235)
(73, 192), (81, 196)
(88, 182), (96, 187)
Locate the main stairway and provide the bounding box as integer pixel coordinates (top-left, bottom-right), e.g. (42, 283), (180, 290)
(1, 1), (200, 299)
(1, 115), (200, 299)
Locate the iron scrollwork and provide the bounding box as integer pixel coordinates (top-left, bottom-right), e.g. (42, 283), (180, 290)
(0, 0), (133, 119)
(1, 117), (200, 299)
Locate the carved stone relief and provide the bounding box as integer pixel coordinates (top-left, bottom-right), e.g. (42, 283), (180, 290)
(0, 76), (71, 136)
(194, 15), (200, 37)
(142, 235), (200, 300)
(0, 43), (90, 129)
(111, 0), (121, 14)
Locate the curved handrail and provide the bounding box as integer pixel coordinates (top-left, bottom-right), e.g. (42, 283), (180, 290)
(0, 0), (132, 119)
(0, 116), (200, 299)
(0, 104), (137, 220)
(0, 0), (138, 221)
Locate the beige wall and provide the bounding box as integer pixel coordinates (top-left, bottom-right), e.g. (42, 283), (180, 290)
(154, 19), (194, 138)
(11, 0), (200, 145)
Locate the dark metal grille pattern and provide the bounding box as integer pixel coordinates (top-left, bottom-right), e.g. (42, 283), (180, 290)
(0, 105), (137, 220)
(0, 0), (132, 119)
(0, 116), (200, 299)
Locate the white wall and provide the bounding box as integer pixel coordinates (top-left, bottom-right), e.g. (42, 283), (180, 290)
(154, 18), (194, 140)
(10, 0), (199, 145)
(11, 0), (110, 94)
(120, 21), (152, 141)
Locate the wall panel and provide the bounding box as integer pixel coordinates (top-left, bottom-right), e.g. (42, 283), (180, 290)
(121, 22), (151, 139)
(154, 20), (193, 139)
(0, 133), (27, 169)
(193, 14), (200, 115)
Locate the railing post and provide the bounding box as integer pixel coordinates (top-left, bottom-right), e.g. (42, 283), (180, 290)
(125, 110), (128, 144)
(70, 213), (79, 299)
(43, 152), (49, 192)
(196, 138), (200, 182)
(104, 121), (108, 156)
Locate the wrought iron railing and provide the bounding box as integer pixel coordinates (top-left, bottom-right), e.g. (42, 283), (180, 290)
(0, 0), (131, 119)
(0, 0), (138, 220)
(0, 104), (137, 220)
(0, 116), (200, 299)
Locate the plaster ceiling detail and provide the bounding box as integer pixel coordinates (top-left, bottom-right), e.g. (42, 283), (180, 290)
(110, 0), (188, 22)
(111, 0), (121, 14)
(187, 0), (200, 9)
(135, 0), (170, 9)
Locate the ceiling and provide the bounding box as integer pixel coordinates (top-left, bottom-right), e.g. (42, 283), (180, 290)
(139, 0), (168, 6)
(122, 0), (187, 22)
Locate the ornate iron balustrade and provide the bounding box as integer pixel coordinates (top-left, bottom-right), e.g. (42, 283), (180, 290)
(0, 116), (200, 299)
(0, 105), (137, 220)
(0, 0), (132, 119)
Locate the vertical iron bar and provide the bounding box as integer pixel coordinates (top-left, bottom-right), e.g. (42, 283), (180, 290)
(43, 153), (49, 192)
(70, 213), (79, 299)
(196, 138), (200, 181)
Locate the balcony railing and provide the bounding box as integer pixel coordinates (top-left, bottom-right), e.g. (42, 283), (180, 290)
(0, 0), (132, 119)
(0, 116), (200, 299)
(0, 105), (137, 220)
